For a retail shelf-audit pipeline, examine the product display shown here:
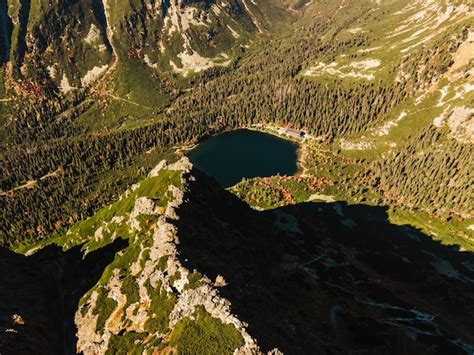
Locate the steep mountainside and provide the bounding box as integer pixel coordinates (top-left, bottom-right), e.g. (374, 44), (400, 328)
(0, 0), (473, 352)
(1, 158), (474, 354)
(4, 0), (264, 87)
(0, 0), (288, 147)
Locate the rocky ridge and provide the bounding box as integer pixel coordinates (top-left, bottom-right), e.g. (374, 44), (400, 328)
(69, 157), (265, 354)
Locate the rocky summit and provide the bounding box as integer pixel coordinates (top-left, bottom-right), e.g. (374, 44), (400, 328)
(0, 0), (473, 353)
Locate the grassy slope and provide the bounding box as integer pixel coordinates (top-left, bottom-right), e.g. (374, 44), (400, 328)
(302, 0), (471, 84)
(169, 306), (244, 354)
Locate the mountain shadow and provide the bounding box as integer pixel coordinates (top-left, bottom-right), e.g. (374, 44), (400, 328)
(174, 170), (474, 354)
(1, 168), (473, 354)
(0, 239), (127, 355)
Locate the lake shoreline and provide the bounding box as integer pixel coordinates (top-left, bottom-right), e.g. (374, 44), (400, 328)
(185, 129), (299, 187)
(176, 125), (310, 177)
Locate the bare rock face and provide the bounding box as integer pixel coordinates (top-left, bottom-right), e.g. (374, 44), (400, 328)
(131, 197), (156, 217)
(3, 0), (259, 92)
(130, 197), (157, 231)
(75, 290), (105, 354)
(148, 160), (169, 177)
(215, 274), (227, 287)
(447, 106), (474, 143)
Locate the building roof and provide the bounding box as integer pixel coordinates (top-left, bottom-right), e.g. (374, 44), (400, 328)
(284, 128), (305, 136)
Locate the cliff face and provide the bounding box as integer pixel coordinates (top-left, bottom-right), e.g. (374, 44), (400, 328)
(1, 158), (257, 354)
(104, 0), (259, 75)
(170, 160), (474, 353)
(3, 0), (260, 90)
(1, 157), (473, 354)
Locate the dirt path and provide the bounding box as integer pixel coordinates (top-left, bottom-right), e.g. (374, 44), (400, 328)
(39, 167), (63, 180)
(97, 90), (153, 109)
(1, 167), (64, 196)
(1, 180), (37, 195)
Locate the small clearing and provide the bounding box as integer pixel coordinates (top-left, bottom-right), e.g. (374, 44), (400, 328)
(339, 137), (374, 150)
(172, 52), (231, 76)
(373, 111), (407, 136)
(350, 59), (380, 70)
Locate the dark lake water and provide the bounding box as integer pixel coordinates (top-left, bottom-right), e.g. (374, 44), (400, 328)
(187, 129), (298, 187)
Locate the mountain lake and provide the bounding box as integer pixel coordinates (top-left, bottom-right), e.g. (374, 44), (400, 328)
(187, 129), (298, 188)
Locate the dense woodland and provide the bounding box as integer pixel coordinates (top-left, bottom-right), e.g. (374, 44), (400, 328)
(367, 126), (473, 215)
